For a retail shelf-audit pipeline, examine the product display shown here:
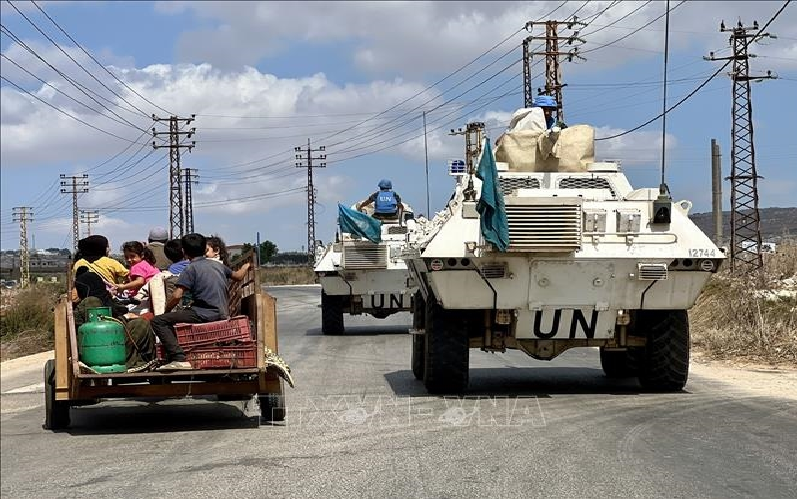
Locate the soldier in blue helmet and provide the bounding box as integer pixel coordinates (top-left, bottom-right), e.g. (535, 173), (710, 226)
(532, 95), (560, 130)
(357, 179), (404, 221)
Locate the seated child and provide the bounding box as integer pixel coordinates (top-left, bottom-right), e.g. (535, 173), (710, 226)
(165, 238), (190, 275)
(150, 233), (250, 370)
(206, 235), (230, 267)
(112, 241), (160, 298)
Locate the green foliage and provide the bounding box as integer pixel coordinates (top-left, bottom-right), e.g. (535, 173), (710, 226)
(0, 283), (61, 341)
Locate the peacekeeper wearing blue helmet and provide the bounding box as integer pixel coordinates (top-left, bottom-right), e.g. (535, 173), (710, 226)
(532, 95), (562, 130)
(357, 179), (404, 221)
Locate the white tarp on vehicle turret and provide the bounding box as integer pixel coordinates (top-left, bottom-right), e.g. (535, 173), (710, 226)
(495, 124), (595, 173)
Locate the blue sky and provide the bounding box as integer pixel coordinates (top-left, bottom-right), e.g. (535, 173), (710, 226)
(1, 1), (795, 252)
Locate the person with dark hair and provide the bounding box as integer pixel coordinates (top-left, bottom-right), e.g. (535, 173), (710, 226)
(147, 226), (170, 270)
(150, 233), (251, 370)
(72, 235), (129, 286)
(111, 241), (160, 296)
(73, 266), (155, 371)
(164, 239), (189, 275)
(206, 235), (230, 267)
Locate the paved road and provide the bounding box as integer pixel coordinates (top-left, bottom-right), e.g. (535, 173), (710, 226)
(2, 285), (796, 498)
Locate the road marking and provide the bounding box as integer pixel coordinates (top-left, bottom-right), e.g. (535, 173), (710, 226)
(2, 382), (44, 394)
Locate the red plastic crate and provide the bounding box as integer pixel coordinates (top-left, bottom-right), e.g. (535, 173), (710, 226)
(174, 316), (252, 347)
(183, 344), (257, 369)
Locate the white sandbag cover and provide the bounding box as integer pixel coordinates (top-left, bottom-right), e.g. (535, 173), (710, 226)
(495, 125), (595, 172)
(508, 107), (547, 132)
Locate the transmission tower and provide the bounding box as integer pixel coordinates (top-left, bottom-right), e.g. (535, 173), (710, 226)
(11, 207), (33, 288)
(79, 209), (99, 237)
(524, 19), (586, 123)
(705, 20), (777, 274)
(294, 139), (326, 264)
(60, 174), (89, 251)
(153, 115), (196, 239)
(182, 168), (199, 234)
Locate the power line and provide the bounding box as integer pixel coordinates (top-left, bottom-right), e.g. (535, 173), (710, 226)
(29, 0), (173, 116)
(5, 0), (151, 118)
(0, 75), (145, 142)
(0, 25), (149, 131)
(594, 0), (791, 141)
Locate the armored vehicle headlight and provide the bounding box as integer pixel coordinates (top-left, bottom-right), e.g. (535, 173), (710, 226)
(699, 259), (715, 272)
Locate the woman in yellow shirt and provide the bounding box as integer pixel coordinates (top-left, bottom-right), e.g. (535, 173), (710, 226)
(72, 235), (129, 286)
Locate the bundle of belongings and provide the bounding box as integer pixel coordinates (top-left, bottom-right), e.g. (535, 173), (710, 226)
(494, 107), (595, 173)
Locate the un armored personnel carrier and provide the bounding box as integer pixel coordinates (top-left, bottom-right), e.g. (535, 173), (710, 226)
(314, 203), (418, 335)
(403, 111), (723, 394)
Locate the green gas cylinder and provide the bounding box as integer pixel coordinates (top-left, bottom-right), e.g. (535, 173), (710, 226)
(78, 307), (126, 373)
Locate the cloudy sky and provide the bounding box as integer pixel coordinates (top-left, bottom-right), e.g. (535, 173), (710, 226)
(1, 0), (795, 252)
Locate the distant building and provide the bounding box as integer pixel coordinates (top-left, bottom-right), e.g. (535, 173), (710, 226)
(0, 251), (71, 283)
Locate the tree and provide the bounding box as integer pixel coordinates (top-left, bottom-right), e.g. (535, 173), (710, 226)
(258, 241), (278, 263)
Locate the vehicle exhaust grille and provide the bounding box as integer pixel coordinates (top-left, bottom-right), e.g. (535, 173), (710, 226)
(342, 243), (387, 269)
(637, 263), (668, 281)
(500, 176), (541, 196)
(504, 202), (582, 252)
(480, 263), (507, 279)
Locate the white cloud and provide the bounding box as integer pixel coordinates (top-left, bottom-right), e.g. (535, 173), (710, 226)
(154, 1), (797, 74)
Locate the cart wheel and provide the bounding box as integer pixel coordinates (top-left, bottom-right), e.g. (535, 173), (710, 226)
(259, 393), (286, 422)
(44, 359), (71, 430)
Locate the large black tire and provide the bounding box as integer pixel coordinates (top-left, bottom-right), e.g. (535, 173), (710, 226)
(321, 290), (345, 335)
(411, 292), (426, 380)
(423, 297), (469, 394)
(44, 359), (70, 430)
(599, 348), (640, 378)
(636, 310), (690, 392)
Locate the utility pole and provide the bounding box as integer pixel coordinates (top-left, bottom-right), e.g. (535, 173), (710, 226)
(182, 168), (199, 234)
(11, 207), (33, 288)
(79, 209), (99, 237)
(710, 139), (723, 244)
(423, 110), (431, 217)
(294, 138), (326, 265)
(449, 121), (486, 201)
(153, 114), (196, 239)
(705, 20), (777, 274)
(60, 174), (89, 251)
(525, 19), (586, 123)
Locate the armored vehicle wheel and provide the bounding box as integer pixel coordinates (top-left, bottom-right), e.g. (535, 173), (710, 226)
(411, 292), (426, 380)
(636, 310), (690, 392)
(599, 348), (640, 378)
(44, 360), (71, 430)
(321, 290), (345, 335)
(423, 298), (468, 394)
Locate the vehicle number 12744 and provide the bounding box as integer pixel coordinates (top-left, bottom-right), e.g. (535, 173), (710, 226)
(688, 248), (717, 258)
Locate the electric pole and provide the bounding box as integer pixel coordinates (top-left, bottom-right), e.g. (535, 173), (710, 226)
(294, 138), (326, 265)
(153, 115), (196, 239)
(11, 207), (33, 288)
(60, 174), (88, 251)
(524, 19), (586, 123)
(79, 209), (99, 237)
(182, 168), (199, 234)
(449, 121), (486, 201)
(705, 20), (777, 274)
(710, 139), (723, 245)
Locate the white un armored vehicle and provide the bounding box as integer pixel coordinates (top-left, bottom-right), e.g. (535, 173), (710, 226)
(315, 203), (417, 335)
(403, 109), (723, 394)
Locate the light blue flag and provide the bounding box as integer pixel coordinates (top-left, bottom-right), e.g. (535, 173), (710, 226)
(338, 203), (382, 243)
